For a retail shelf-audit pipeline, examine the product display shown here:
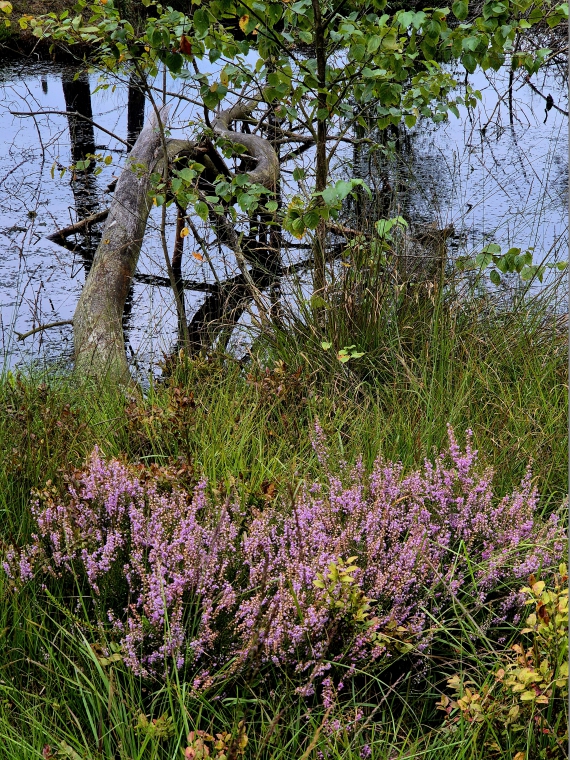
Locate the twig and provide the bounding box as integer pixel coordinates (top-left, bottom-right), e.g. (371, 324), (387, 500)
(523, 76), (569, 116)
(10, 111), (130, 147)
(47, 210), (109, 242)
(16, 320), (73, 341)
(328, 222), (372, 239)
(201, 194), (272, 326)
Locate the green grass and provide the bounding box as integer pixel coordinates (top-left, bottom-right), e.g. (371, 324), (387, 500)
(0, 280), (567, 759)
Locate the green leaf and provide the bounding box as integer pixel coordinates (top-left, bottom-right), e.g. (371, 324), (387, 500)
(520, 690), (537, 701)
(335, 180), (355, 201)
(462, 53), (477, 73)
(203, 89), (221, 110)
(195, 201), (209, 220)
(475, 253), (493, 267)
(321, 340), (332, 349)
(452, 0), (469, 19)
(193, 9), (209, 37)
(304, 209), (321, 229)
(165, 52), (183, 74)
(489, 269), (501, 285)
(367, 35), (381, 53)
(321, 186), (338, 206)
(265, 200), (278, 212)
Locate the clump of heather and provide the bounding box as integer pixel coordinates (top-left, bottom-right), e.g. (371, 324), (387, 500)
(3, 427), (564, 682)
(4, 449), (241, 676)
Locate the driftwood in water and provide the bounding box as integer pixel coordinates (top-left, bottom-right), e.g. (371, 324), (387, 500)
(73, 107), (169, 382)
(47, 209), (109, 243)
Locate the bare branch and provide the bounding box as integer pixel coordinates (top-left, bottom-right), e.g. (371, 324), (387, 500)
(10, 111), (130, 147)
(16, 320), (73, 341)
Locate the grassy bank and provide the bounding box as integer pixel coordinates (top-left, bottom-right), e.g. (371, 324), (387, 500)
(0, 279), (567, 759)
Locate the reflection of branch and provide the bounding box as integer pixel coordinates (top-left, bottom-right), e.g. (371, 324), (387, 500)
(47, 210), (109, 242)
(523, 77), (568, 116)
(10, 111), (130, 147)
(16, 320), (73, 341)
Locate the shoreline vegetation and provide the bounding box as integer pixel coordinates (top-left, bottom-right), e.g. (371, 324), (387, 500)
(0, 0), (568, 756)
(1, 285), (568, 758)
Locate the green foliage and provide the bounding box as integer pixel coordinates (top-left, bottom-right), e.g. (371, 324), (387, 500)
(458, 243), (568, 285)
(313, 556), (375, 623)
(24, 0), (566, 216)
(439, 567), (569, 757)
(0, 274), (566, 760)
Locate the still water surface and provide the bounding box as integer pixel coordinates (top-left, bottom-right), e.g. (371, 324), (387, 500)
(0, 57), (567, 375)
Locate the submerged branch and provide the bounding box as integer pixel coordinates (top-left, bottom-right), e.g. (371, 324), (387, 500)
(11, 111), (130, 147)
(47, 210), (109, 242)
(16, 320), (74, 341)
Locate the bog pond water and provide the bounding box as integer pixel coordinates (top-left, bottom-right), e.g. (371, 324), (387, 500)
(0, 54), (567, 377)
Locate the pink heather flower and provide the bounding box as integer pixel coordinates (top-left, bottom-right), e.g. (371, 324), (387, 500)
(3, 427), (564, 681)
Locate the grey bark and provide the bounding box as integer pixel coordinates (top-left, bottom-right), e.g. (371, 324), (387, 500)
(73, 97), (281, 383)
(212, 99), (279, 190)
(73, 107), (168, 383)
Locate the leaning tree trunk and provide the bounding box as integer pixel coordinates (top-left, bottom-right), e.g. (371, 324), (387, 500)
(73, 108), (167, 383)
(73, 95), (281, 380)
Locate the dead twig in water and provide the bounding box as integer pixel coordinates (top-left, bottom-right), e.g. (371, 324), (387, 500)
(47, 210), (109, 242)
(16, 320), (73, 341)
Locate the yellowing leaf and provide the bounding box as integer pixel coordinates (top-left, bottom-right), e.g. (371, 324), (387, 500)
(239, 14), (249, 31)
(220, 69), (229, 86)
(520, 690), (537, 701)
(192, 251), (204, 261)
(180, 227), (190, 238)
(0, 1), (12, 14)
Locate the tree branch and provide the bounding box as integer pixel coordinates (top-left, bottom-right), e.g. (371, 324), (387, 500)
(16, 320), (73, 341)
(10, 111), (130, 147)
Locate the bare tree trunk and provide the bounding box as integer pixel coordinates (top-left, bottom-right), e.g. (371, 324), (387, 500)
(173, 203), (188, 343)
(73, 107), (167, 383)
(73, 94), (281, 380)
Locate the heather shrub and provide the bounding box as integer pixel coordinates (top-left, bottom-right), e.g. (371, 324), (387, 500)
(4, 427), (564, 684)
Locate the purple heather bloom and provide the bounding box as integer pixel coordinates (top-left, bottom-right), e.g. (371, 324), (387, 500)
(2, 427), (564, 681)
